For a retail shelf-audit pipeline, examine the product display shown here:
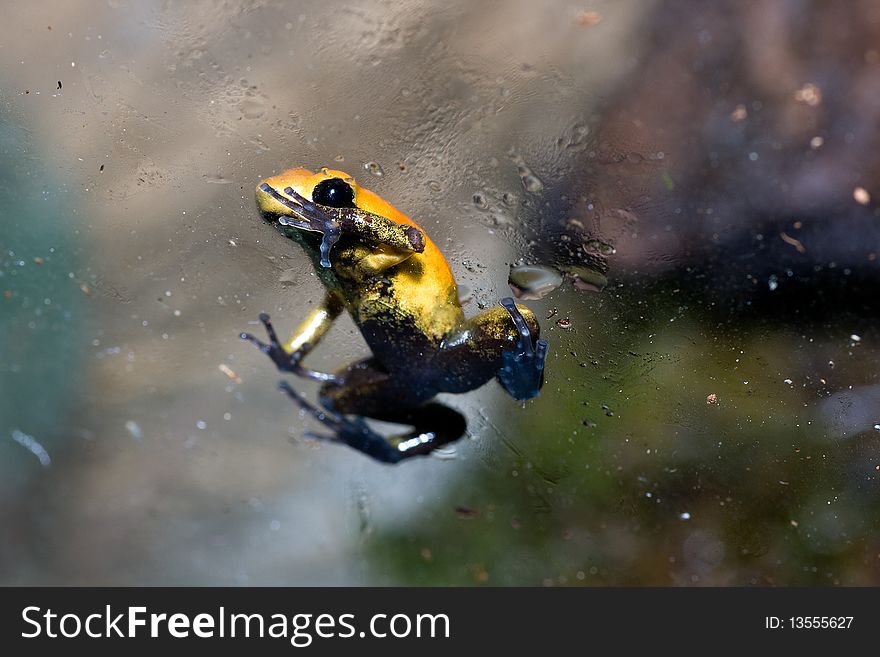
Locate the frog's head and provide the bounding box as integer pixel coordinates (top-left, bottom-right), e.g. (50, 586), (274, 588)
(255, 167), (425, 268)
(256, 167), (358, 218)
(255, 168), (362, 267)
(257, 166), (419, 230)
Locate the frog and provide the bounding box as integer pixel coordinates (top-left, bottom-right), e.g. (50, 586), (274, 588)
(242, 167), (548, 463)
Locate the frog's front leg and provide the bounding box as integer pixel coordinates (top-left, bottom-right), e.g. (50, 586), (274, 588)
(435, 299), (547, 400)
(496, 297), (548, 400)
(241, 291), (344, 382)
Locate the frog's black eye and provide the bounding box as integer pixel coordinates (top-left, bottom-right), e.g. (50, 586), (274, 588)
(311, 177), (356, 208)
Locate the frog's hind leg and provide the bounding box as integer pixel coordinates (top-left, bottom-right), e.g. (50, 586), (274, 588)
(279, 359), (465, 464)
(277, 380), (408, 463)
(366, 403), (467, 460)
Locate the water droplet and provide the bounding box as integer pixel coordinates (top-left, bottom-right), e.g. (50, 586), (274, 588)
(583, 238), (616, 256)
(239, 97), (266, 119)
(363, 161), (384, 177)
(566, 123), (590, 149)
(509, 154), (543, 193)
(491, 211), (513, 226)
(522, 174), (543, 193)
(432, 445), (458, 460)
(508, 265), (563, 300)
(125, 420), (143, 441)
(472, 192), (489, 210)
(564, 266), (606, 292)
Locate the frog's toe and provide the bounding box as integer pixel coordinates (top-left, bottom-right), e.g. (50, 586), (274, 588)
(243, 316), (339, 382)
(498, 342), (547, 400)
(279, 380), (341, 426)
(497, 297), (548, 400)
(241, 313), (296, 371)
(302, 430), (338, 444)
(241, 328), (287, 368)
(240, 331), (267, 351)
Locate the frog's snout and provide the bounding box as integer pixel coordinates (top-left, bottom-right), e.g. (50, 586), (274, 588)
(405, 226), (426, 253)
(255, 182), (283, 217)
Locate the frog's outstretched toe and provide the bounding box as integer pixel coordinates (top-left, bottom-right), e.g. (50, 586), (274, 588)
(497, 297), (548, 400)
(242, 314), (339, 383)
(278, 381), (404, 464)
(241, 313), (296, 372)
(278, 381), (339, 426)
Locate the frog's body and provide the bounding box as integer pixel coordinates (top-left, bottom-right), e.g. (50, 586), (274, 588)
(244, 167), (547, 463)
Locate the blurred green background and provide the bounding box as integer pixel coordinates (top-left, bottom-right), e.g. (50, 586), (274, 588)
(1, 0), (878, 585)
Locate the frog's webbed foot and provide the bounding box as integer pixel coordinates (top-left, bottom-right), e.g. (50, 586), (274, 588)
(497, 297), (548, 400)
(279, 381), (402, 463)
(279, 382), (465, 464)
(240, 313), (339, 383)
(279, 382), (410, 463)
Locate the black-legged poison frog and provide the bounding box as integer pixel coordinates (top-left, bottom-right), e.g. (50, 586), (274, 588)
(242, 167), (548, 463)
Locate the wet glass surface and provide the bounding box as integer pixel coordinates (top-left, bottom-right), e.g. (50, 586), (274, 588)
(1, 0), (878, 585)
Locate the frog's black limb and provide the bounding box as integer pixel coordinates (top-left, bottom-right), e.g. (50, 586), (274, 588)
(497, 297), (548, 400)
(241, 313), (340, 383)
(280, 381), (465, 464)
